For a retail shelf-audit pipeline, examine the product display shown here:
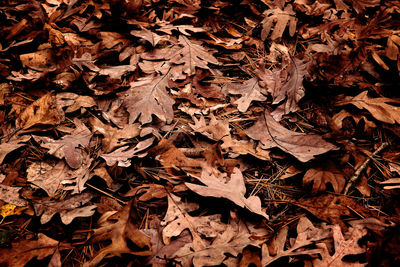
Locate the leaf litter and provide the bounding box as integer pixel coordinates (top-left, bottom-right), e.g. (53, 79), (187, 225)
(0, 0), (399, 266)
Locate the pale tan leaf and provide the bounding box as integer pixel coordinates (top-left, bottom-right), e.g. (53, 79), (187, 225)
(337, 91), (400, 124)
(186, 167), (269, 219)
(262, 217), (329, 266)
(33, 119), (92, 169)
(101, 137), (154, 167)
(261, 4), (297, 40)
(313, 224), (367, 267)
(245, 111), (337, 162)
(223, 77), (267, 112)
(0, 185), (26, 206)
(33, 192), (96, 224)
(121, 74), (175, 124)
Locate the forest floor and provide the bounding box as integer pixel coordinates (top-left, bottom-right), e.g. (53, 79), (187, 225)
(1, 0), (400, 266)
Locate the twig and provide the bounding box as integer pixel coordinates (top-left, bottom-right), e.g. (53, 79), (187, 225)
(343, 142), (388, 195)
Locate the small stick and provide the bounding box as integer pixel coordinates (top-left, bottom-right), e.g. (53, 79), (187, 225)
(343, 142), (388, 195)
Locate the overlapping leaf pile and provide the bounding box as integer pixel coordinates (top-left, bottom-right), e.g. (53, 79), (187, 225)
(1, 0), (400, 266)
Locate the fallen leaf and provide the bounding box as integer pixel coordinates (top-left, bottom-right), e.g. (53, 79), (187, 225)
(0, 185), (26, 206)
(270, 57), (309, 120)
(169, 35), (220, 76)
(245, 111), (337, 162)
(56, 92), (96, 113)
(33, 192), (96, 224)
(186, 167), (269, 219)
(33, 119), (92, 169)
(313, 224), (367, 267)
(89, 116), (140, 152)
(0, 233), (71, 266)
(303, 164), (346, 193)
(130, 28), (168, 46)
(337, 91), (400, 124)
(0, 135), (29, 164)
(121, 74), (175, 124)
(261, 4), (297, 40)
(294, 194), (374, 230)
(84, 201), (152, 267)
(17, 93), (64, 129)
(101, 137), (154, 167)
(223, 77), (267, 112)
(262, 217), (330, 266)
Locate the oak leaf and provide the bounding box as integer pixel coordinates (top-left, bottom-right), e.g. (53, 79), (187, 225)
(121, 74), (175, 124)
(88, 116), (140, 153)
(84, 201), (152, 267)
(186, 167), (269, 219)
(0, 233), (71, 266)
(270, 57), (309, 120)
(169, 35), (220, 76)
(313, 224), (367, 267)
(245, 111), (337, 162)
(0, 135), (29, 164)
(33, 119), (92, 169)
(262, 217), (330, 266)
(337, 91), (400, 124)
(261, 4), (297, 40)
(223, 77), (267, 112)
(27, 156), (93, 196)
(294, 194), (375, 230)
(33, 192), (96, 224)
(303, 164), (346, 193)
(130, 28), (167, 46)
(101, 137), (154, 167)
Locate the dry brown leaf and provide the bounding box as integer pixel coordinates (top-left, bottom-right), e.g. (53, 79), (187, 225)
(101, 137), (154, 167)
(17, 93), (64, 129)
(148, 138), (203, 169)
(56, 92), (96, 113)
(84, 201), (152, 267)
(261, 4), (297, 40)
(186, 167), (269, 219)
(0, 234), (70, 266)
(223, 77), (267, 112)
(19, 48), (56, 71)
(33, 192), (96, 224)
(169, 35), (220, 76)
(337, 91), (400, 124)
(27, 156), (93, 196)
(130, 28), (167, 46)
(294, 194), (374, 230)
(0, 135), (29, 164)
(190, 114), (271, 160)
(173, 216), (255, 267)
(270, 57), (309, 120)
(121, 74), (175, 124)
(261, 217), (330, 266)
(33, 119), (92, 169)
(303, 164), (346, 193)
(89, 116), (140, 152)
(0, 185), (26, 206)
(313, 224), (367, 267)
(245, 111), (337, 162)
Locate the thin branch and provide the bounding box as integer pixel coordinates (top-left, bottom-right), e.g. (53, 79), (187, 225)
(343, 142), (388, 195)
